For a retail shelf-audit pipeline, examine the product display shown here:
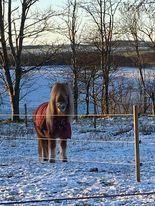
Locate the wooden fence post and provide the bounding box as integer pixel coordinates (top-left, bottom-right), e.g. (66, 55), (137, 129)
(93, 115), (96, 129)
(133, 105), (141, 182)
(24, 103), (28, 128)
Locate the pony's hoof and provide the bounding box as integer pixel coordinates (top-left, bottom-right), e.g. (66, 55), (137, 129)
(49, 159), (55, 163)
(43, 158), (48, 162)
(39, 157), (48, 162)
(62, 159), (68, 162)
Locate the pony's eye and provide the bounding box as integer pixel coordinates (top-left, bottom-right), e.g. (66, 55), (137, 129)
(56, 102), (60, 107)
(56, 102), (65, 107)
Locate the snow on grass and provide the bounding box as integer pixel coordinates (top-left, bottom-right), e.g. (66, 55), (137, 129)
(0, 117), (154, 205)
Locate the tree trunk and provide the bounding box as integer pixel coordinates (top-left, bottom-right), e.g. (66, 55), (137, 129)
(151, 92), (155, 116)
(73, 71), (78, 120)
(143, 92), (148, 114)
(10, 65), (21, 121)
(86, 84), (90, 115)
(101, 70), (109, 114)
(11, 95), (20, 122)
(152, 103), (155, 116)
(93, 75), (97, 128)
(105, 79), (109, 114)
(10, 75), (20, 122)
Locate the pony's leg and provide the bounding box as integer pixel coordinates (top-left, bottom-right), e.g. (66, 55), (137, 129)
(42, 139), (48, 161)
(60, 139), (67, 162)
(49, 139), (56, 163)
(38, 137), (43, 162)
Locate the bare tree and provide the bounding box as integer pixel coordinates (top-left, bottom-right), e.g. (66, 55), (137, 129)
(81, 0), (121, 114)
(58, 0), (84, 119)
(78, 66), (97, 115)
(0, 0), (55, 121)
(139, 1), (155, 114)
(120, 1), (155, 114)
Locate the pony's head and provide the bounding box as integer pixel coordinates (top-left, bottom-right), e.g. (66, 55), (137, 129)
(46, 83), (74, 130)
(53, 84), (70, 115)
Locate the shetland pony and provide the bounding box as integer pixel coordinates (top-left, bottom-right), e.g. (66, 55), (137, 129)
(33, 83), (74, 163)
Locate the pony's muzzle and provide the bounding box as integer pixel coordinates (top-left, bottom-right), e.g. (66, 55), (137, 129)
(56, 102), (67, 113)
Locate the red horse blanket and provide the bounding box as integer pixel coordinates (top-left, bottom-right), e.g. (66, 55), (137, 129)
(33, 102), (71, 139)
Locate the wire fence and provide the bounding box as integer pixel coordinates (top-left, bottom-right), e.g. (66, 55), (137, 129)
(0, 110), (154, 165)
(0, 155), (136, 166)
(0, 108), (155, 205)
(0, 135), (135, 144)
(1, 154), (154, 166)
(0, 191), (155, 205)
(0, 113), (155, 117)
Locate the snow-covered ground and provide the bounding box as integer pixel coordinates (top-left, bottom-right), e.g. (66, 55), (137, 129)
(0, 116), (155, 205)
(1, 66), (155, 115)
(0, 65), (72, 114)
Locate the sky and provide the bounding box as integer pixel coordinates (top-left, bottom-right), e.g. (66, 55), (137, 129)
(34, 0), (68, 44)
(12, 0), (68, 45)
(13, 0), (66, 9)
(36, 0), (66, 9)
(11, 0), (127, 45)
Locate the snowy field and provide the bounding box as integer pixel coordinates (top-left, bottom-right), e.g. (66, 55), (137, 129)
(1, 66), (155, 115)
(0, 116), (155, 205)
(0, 65), (72, 114)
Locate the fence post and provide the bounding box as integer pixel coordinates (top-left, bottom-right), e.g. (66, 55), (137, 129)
(133, 105), (141, 182)
(24, 103), (28, 128)
(93, 115), (96, 129)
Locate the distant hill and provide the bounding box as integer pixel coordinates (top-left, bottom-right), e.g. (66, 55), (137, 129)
(21, 40), (152, 53)
(0, 40), (155, 67)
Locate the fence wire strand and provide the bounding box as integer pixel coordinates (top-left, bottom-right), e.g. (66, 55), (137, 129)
(1, 155), (155, 166)
(0, 191), (155, 205)
(0, 113), (134, 117)
(0, 113), (155, 117)
(0, 156), (135, 166)
(1, 136), (155, 146)
(0, 135), (135, 144)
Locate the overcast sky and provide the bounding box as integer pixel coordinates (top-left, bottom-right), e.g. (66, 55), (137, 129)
(35, 0), (67, 44)
(17, 0), (68, 45)
(36, 0), (66, 9)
